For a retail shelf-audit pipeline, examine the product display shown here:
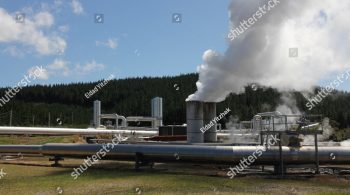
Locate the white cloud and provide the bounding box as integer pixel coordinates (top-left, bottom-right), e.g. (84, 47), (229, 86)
(75, 60), (105, 74)
(0, 7), (66, 56)
(35, 59), (70, 80)
(28, 66), (49, 80)
(39, 59), (105, 80)
(106, 39), (117, 49)
(48, 59), (70, 76)
(34, 12), (54, 27)
(96, 38), (118, 49)
(31, 58), (107, 81)
(71, 0), (83, 15)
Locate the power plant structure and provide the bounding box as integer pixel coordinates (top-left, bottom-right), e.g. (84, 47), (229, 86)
(0, 97), (349, 176)
(186, 101), (217, 143)
(92, 98), (162, 130)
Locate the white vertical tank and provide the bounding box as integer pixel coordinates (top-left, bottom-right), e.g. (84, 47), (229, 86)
(151, 97), (163, 126)
(186, 101), (204, 143)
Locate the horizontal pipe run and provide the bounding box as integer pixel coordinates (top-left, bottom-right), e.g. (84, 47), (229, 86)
(0, 145), (42, 154)
(0, 126), (157, 136)
(0, 144), (349, 165)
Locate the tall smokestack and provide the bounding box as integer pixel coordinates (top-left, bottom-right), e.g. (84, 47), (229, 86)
(203, 102), (217, 142)
(186, 101), (204, 143)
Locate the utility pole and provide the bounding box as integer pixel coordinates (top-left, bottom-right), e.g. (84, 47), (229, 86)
(32, 115), (35, 126)
(9, 109), (12, 126)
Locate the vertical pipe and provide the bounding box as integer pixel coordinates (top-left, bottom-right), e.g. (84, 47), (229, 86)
(203, 102), (217, 143)
(315, 133), (319, 174)
(285, 115), (287, 131)
(186, 101), (204, 143)
(279, 132), (284, 177)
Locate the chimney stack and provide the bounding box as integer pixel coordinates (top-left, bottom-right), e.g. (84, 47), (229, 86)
(186, 101), (217, 143)
(203, 102), (217, 142)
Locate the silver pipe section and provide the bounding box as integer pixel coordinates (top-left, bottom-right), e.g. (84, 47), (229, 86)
(100, 114), (127, 128)
(0, 144), (350, 165)
(256, 111), (282, 117)
(0, 126), (157, 136)
(203, 102), (217, 142)
(186, 101), (204, 143)
(0, 126), (233, 139)
(118, 115), (127, 127)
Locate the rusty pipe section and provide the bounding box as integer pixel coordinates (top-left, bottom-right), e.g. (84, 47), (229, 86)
(0, 144), (350, 165)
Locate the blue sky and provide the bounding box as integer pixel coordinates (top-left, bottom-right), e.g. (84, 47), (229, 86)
(0, 0), (230, 87)
(0, 0), (349, 92)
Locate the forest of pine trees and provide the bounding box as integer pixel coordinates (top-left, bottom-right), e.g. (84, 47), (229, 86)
(0, 73), (349, 135)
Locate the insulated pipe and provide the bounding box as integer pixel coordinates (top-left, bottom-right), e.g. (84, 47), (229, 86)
(0, 145), (42, 154)
(100, 114), (127, 128)
(0, 126), (157, 136)
(0, 144), (350, 165)
(256, 111), (282, 117)
(118, 115), (127, 127)
(0, 126), (234, 139)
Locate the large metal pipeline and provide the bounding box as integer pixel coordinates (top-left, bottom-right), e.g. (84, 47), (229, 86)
(0, 144), (350, 165)
(0, 126), (236, 141)
(0, 126), (157, 136)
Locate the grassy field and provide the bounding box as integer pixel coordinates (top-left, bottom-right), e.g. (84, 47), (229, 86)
(0, 158), (349, 195)
(0, 135), (81, 145)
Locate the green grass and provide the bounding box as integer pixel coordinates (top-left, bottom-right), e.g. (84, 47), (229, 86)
(0, 160), (349, 195)
(0, 135), (79, 145)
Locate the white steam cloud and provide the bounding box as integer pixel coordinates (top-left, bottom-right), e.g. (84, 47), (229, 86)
(187, 0), (350, 102)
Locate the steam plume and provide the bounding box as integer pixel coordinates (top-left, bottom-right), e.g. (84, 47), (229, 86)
(187, 0), (350, 102)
